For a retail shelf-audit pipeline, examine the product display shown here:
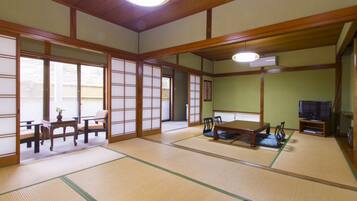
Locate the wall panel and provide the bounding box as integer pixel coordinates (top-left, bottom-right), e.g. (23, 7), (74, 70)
(213, 75), (260, 113)
(110, 58), (137, 138)
(212, 0), (357, 37)
(0, 34), (18, 165)
(0, 0), (70, 36)
(142, 64), (161, 134)
(264, 69), (335, 129)
(189, 74), (201, 125)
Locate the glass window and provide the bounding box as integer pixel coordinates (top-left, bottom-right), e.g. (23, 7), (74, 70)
(80, 65), (104, 117)
(50, 61), (78, 120)
(20, 57), (44, 122)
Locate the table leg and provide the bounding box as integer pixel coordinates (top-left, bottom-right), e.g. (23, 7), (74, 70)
(63, 127), (66, 141)
(41, 127), (47, 145)
(266, 126), (271, 135)
(73, 125), (78, 146)
(251, 132), (257, 147)
(34, 125), (40, 153)
(50, 128), (54, 151)
(213, 128), (218, 140)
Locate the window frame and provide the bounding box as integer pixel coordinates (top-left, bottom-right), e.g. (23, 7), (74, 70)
(20, 56), (106, 123)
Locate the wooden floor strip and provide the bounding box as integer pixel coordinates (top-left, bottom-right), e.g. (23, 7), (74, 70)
(61, 177), (97, 201)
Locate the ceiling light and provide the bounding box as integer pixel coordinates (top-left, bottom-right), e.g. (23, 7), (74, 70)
(232, 52), (260, 63)
(127, 0), (169, 7)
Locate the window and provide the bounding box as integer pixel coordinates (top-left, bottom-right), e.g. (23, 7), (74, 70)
(203, 80), (212, 101)
(81, 65), (104, 118)
(50, 61), (78, 120)
(20, 57), (44, 122)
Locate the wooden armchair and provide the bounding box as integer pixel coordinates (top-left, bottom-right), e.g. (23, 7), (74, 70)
(20, 120), (41, 153)
(77, 110), (108, 143)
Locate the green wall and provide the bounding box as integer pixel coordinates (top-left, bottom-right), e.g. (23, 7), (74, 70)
(213, 75), (261, 113)
(0, 0), (70, 36)
(174, 71), (188, 121)
(264, 69), (335, 129)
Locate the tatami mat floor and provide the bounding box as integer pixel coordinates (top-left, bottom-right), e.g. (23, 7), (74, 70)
(273, 132), (357, 186)
(1, 126), (357, 201)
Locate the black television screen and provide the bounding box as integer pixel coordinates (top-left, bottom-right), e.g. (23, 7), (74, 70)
(299, 101), (331, 121)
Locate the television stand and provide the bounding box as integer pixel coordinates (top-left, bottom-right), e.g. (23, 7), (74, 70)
(299, 119), (329, 137)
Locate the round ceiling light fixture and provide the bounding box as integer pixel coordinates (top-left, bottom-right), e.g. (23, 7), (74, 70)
(232, 41), (260, 63)
(127, 0), (169, 7)
(232, 52), (260, 63)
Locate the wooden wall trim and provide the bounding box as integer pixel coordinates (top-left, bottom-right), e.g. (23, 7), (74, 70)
(214, 63), (338, 77)
(0, 19), (138, 60)
(146, 59), (202, 75)
(353, 37), (357, 151)
(213, 109), (260, 115)
(70, 7), (77, 39)
(20, 50), (106, 67)
(141, 5), (357, 59)
(206, 9), (212, 39)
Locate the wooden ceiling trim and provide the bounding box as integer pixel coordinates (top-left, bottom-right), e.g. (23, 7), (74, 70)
(206, 9), (212, 39)
(337, 21), (357, 56)
(141, 5), (357, 60)
(53, 0), (232, 32)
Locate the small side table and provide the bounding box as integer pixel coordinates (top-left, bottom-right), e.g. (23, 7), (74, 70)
(42, 119), (78, 151)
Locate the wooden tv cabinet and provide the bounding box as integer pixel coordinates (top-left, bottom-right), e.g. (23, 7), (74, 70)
(299, 119), (329, 137)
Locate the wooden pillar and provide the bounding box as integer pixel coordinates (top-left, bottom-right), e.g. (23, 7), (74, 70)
(43, 42), (51, 120)
(354, 38), (357, 149)
(136, 60), (143, 137)
(70, 8), (77, 39)
(206, 9), (212, 39)
(334, 60), (342, 135)
(260, 67), (265, 124)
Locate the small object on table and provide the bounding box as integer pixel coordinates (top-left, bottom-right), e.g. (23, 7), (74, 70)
(213, 120), (270, 147)
(56, 107), (64, 122)
(42, 119), (78, 151)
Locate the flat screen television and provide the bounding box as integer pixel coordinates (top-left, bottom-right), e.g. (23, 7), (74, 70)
(299, 101), (331, 121)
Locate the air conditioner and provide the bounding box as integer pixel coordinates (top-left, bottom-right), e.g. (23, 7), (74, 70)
(249, 56), (277, 67)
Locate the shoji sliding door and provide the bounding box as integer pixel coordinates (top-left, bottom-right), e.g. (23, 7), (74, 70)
(189, 74), (201, 126)
(109, 57), (136, 142)
(142, 64), (161, 135)
(0, 33), (18, 165)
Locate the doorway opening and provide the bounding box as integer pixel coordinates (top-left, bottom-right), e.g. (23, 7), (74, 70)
(161, 69), (188, 132)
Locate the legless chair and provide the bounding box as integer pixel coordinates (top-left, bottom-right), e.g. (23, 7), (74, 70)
(78, 110), (108, 143)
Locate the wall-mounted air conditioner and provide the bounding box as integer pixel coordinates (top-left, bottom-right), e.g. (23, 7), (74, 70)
(249, 56), (277, 67)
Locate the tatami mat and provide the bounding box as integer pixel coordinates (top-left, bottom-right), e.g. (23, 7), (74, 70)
(144, 126), (203, 144)
(67, 157), (241, 201)
(174, 136), (278, 166)
(106, 138), (357, 201)
(0, 179), (85, 201)
(273, 132), (357, 187)
(0, 146), (123, 194)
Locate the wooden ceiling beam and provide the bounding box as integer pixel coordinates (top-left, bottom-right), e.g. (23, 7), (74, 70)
(141, 5), (357, 60)
(336, 21), (357, 56)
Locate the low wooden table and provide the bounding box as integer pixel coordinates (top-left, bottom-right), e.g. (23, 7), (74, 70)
(213, 120), (270, 147)
(42, 119), (78, 151)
